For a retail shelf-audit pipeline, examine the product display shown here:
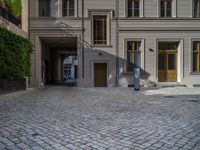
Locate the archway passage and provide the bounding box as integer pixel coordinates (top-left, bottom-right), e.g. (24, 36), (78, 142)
(62, 55), (78, 86)
(40, 37), (78, 86)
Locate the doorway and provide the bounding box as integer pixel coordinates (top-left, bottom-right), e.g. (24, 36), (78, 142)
(158, 42), (178, 82)
(94, 63), (107, 87)
(62, 55), (78, 86)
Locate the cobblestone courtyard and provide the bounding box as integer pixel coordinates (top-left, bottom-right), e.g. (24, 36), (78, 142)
(0, 86), (200, 150)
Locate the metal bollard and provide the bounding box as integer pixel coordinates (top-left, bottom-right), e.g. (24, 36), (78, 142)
(134, 68), (140, 91)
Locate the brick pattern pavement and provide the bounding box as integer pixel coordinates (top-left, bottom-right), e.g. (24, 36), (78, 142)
(0, 86), (200, 150)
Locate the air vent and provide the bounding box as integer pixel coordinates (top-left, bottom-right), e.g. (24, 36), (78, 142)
(193, 84), (200, 88)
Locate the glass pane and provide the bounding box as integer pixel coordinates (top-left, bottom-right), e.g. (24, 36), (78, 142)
(127, 41), (133, 51)
(39, 0), (51, 16)
(193, 41), (198, 51)
(193, 52), (197, 72)
(69, 9), (74, 16)
(159, 42), (178, 51)
(93, 16), (107, 44)
(128, 0), (133, 17)
(63, 0), (74, 16)
(127, 52), (134, 72)
(134, 1), (139, 9)
(168, 54), (176, 70)
(127, 41), (141, 71)
(134, 9), (139, 17)
(161, 1), (165, 17)
(128, 9), (132, 17)
(159, 54), (165, 70)
(69, 0), (74, 9)
(194, 0), (199, 17)
(167, 1), (172, 17)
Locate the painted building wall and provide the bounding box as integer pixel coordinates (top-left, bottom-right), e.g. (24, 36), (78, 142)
(29, 0), (200, 87)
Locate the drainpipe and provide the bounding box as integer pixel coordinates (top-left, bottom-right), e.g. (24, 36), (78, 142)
(115, 0), (119, 86)
(28, 0), (31, 86)
(82, 0), (85, 78)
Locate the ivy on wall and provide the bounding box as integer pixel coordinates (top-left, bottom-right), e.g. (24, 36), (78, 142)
(4, 0), (22, 17)
(0, 27), (32, 79)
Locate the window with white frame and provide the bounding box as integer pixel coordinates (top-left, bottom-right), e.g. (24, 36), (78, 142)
(194, 0), (200, 18)
(193, 41), (200, 72)
(127, 41), (141, 72)
(63, 0), (75, 17)
(39, 0), (51, 17)
(93, 15), (107, 45)
(127, 0), (140, 17)
(160, 0), (172, 18)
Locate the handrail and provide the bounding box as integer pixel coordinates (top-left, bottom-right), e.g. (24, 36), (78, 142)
(0, 5), (21, 27)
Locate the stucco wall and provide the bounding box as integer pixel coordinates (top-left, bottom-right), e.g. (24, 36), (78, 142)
(29, 0), (200, 87)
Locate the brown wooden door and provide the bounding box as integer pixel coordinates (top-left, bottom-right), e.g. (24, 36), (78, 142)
(158, 50), (177, 82)
(94, 63), (107, 87)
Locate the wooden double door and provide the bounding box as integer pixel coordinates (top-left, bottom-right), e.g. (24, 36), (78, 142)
(158, 50), (178, 82)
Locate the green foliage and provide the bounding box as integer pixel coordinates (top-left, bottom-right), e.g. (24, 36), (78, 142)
(0, 27), (32, 79)
(4, 0), (22, 17)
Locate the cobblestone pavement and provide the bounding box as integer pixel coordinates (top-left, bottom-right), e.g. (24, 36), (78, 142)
(0, 86), (200, 150)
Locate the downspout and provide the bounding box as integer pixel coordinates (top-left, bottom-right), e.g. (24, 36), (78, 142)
(115, 0), (119, 86)
(82, 0), (85, 78)
(28, 0), (31, 86)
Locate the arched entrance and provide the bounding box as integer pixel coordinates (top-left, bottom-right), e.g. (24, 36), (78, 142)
(40, 37), (78, 86)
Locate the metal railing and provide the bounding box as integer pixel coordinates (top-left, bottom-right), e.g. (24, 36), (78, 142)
(0, 5), (21, 27)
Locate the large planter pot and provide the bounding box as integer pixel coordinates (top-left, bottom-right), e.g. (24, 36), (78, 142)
(0, 78), (26, 91)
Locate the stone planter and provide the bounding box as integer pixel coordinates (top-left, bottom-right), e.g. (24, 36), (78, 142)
(0, 78), (26, 91)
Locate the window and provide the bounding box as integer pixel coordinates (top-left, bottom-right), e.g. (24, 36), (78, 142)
(127, 0), (140, 17)
(127, 41), (141, 72)
(63, 0), (75, 17)
(194, 0), (200, 17)
(193, 41), (200, 72)
(160, 0), (172, 17)
(93, 15), (107, 45)
(39, 0), (51, 17)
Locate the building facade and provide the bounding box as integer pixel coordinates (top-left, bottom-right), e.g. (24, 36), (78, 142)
(29, 0), (200, 87)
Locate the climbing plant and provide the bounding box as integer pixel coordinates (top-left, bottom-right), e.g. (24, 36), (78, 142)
(0, 27), (32, 79)
(4, 0), (22, 17)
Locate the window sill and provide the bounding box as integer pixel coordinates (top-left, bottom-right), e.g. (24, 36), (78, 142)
(91, 45), (113, 48)
(190, 72), (200, 75)
(126, 16), (141, 18)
